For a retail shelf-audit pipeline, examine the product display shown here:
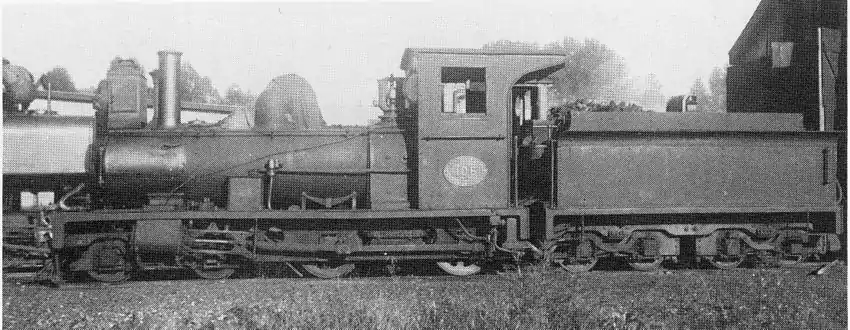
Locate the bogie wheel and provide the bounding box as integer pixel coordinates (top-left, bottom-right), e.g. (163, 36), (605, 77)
(436, 261), (481, 276)
(192, 268), (236, 280)
(189, 259), (236, 280)
(706, 255), (745, 270)
(627, 257), (665, 271)
(547, 238), (599, 273)
(86, 239), (131, 283)
(555, 257), (598, 273)
(302, 263), (355, 279)
(756, 251), (803, 268)
(776, 254), (804, 267)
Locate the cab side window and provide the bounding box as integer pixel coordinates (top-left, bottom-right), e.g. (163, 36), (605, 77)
(441, 67), (486, 114)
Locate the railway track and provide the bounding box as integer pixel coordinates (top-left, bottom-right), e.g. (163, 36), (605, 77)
(4, 259), (838, 287)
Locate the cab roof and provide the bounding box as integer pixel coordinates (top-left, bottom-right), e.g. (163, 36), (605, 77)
(400, 47), (567, 70)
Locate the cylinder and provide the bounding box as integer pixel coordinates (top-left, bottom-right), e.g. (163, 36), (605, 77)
(157, 50), (182, 129)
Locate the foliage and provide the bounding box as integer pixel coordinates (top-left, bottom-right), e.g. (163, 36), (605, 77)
(37, 66), (76, 92)
(77, 86), (96, 94)
(224, 84), (248, 106)
(3, 59), (37, 110)
(483, 38), (653, 110)
(180, 61), (221, 104)
(5, 264), (844, 329)
(640, 73), (665, 111)
(550, 38), (632, 103)
(685, 65), (728, 113)
(708, 65), (727, 112)
(688, 78), (710, 112)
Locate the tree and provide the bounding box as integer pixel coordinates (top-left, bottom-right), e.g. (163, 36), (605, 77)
(640, 73), (665, 111)
(38, 66), (76, 92)
(688, 78), (710, 112)
(542, 38), (631, 103)
(77, 86), (97, 94)
(179, 61), (221, 104)
(707, 66), (727, 112)
(224, 83), (257, 116)
(3, 59), (36, 110)
(218, 84), (257, 129)
(483, 37), (648, 107)
(224, 84), (248, 105)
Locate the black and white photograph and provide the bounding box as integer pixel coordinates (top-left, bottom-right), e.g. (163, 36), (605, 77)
(2, 1), (847, 328)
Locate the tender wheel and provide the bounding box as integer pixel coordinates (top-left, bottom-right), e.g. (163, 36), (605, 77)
(756, 250), (803, 267)
(706, 255), (745, 270)
(555, 257), (598, 272)
(627, 257), (665, 271)
(436, 261), (481, 276)
(189, 258), (236, 280)
(191, 267), (235, 280)
(302, 263), (355, 278)
(548, 237), (598, 273)
(86, 240), (131, 283)
(776, 254), (804, 267)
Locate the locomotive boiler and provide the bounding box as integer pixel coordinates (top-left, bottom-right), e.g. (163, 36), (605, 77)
(6, 47), (844, 283)
(95, 52), (395, 211)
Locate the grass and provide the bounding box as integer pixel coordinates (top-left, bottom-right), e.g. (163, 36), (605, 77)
(3, 262), (846, 329)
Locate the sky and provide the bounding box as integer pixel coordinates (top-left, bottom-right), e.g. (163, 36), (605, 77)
(2, 1), (760, 125)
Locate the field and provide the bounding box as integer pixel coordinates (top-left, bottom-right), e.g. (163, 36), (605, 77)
(3, 262), (846, 329)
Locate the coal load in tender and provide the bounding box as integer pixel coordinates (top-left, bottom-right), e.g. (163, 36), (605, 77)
(548, 99), (644, 130)
(254, 74), (327, 130)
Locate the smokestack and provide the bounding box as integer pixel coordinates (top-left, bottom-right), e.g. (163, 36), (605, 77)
(156, 50), (182, 128)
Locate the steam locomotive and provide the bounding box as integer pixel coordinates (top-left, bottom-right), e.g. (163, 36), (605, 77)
(3, 48), (844, 282)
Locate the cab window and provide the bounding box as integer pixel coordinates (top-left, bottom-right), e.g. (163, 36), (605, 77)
(441, 67), (486, 114)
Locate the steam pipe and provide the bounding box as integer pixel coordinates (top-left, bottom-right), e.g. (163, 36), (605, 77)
(157, 50), (182, 129)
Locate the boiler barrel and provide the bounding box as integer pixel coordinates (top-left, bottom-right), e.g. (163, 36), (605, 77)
(3, 114), (94, 212)
(101, 130), (376, 209)
(3, 115), (94, 175)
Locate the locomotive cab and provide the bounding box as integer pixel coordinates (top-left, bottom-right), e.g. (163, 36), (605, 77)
(399, 48), (565, 211)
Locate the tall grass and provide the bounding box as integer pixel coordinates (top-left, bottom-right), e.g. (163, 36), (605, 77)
(8, 262), (842, 329)
(188, 264), (844, 329)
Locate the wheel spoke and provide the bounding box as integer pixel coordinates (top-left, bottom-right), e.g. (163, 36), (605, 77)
(86, 240), (130, 283)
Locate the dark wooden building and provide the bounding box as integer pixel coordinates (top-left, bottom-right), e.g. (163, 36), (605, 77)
(727, 0), (846, 131)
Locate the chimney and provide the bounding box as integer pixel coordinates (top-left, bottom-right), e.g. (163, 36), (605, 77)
(156, 50), (182, 128)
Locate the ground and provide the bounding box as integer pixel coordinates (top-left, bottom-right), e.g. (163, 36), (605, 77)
(2, 263), (846, 329)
